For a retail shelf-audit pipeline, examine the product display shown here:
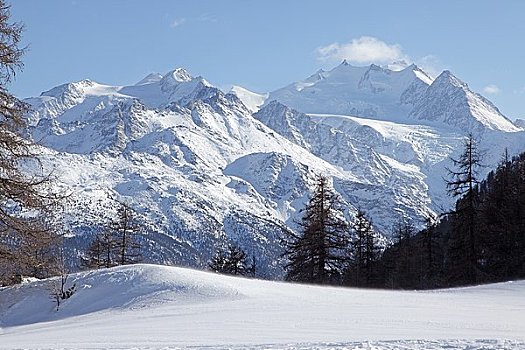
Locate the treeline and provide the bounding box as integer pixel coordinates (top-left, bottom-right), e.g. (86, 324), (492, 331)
(282, 136), (525, 289)
(376, 147), (525, 289)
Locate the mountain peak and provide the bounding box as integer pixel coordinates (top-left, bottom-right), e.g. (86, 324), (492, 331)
(434, 70), (465, 88)
(385, 60), (411, 71)
(40, 79), (95, 98)
(229, 85), (268, 113)
(410, 70), (520, 132)
(161, 68), (193, 85)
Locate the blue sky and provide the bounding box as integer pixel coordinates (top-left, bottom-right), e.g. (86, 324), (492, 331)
(9, 0), (525, 119)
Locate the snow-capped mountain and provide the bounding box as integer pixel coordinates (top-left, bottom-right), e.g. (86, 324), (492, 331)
(266, 61), (432, 122)
(409, 70), (520, 132)
(24, 64), (525, 278)
(228, 86), (267, 113)
(264, 61), (521, 133)
(25, 68), (399, 277)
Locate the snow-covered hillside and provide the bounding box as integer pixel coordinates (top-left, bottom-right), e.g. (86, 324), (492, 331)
(1, 264), (524, 349)
(229, 85), (268, 113)
(23, 64), (525, 277)
(267, 61), (520, 133)
(267, 62), (431, 123)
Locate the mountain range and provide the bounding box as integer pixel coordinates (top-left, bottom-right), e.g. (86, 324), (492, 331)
(24, 62), (525, 278)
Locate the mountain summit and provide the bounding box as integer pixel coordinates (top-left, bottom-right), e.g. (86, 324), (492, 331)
(265, 63), (520, 133)
(409, 70), (519, 132)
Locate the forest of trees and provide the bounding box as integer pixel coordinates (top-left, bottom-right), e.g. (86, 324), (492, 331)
(283, 137), (525, 289)
(377, 144), (525, 289)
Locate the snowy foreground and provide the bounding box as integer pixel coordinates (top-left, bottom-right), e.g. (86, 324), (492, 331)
(1, 264), (524, 349)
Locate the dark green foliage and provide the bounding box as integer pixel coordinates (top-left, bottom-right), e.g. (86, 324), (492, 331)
(444, 134), (483, 284)
(374, 148), (525, 289)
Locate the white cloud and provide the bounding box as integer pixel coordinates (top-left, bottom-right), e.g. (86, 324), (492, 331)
(317, 36), (408, 65)
(483, 84), (501, 95)
(317, 36), (449, 79)
(170, 18), (186, 28)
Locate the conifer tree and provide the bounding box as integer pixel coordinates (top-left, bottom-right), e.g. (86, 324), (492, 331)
(283, 175), (349, 284)
(82, 229), (118, 269)
(0, 1), (61, 285)
(346, 209), (380, 287)
(445, 133), (483, 284)
(111, 201), (142, 266)
(209, 243), (251, 276)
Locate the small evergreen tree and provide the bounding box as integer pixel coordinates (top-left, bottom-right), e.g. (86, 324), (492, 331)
(209, 244), (250, 276)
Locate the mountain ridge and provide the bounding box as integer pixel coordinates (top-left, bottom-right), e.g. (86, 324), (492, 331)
(22, 64), (525, 277)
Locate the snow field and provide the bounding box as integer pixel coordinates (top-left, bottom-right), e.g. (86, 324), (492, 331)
(1, 264), (524, 349)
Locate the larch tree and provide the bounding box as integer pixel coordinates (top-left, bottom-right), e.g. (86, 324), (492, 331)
(445, 133), (483, 284)
(111, 200), (142, 266)
(82, 229), (118, 269)
(346, 209), (380, 287)
(0, 1), (61, 286)
(283, 175), (349, 284)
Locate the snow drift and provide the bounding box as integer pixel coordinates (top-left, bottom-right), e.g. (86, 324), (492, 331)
(1, 264), (524, 349)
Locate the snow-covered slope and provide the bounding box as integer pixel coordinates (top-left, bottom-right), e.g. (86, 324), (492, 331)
(268, 61), (432, 122)
(27, 69), (417, 276)
(253, 101), (525, 227)
(267, 61), (521, 133)
(254, 101), (439, 225)
(229, 85), (268, 113)
(1, 264), (524, 349)
(409, 70), (520, 132)
(23, 65), (525, 278)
